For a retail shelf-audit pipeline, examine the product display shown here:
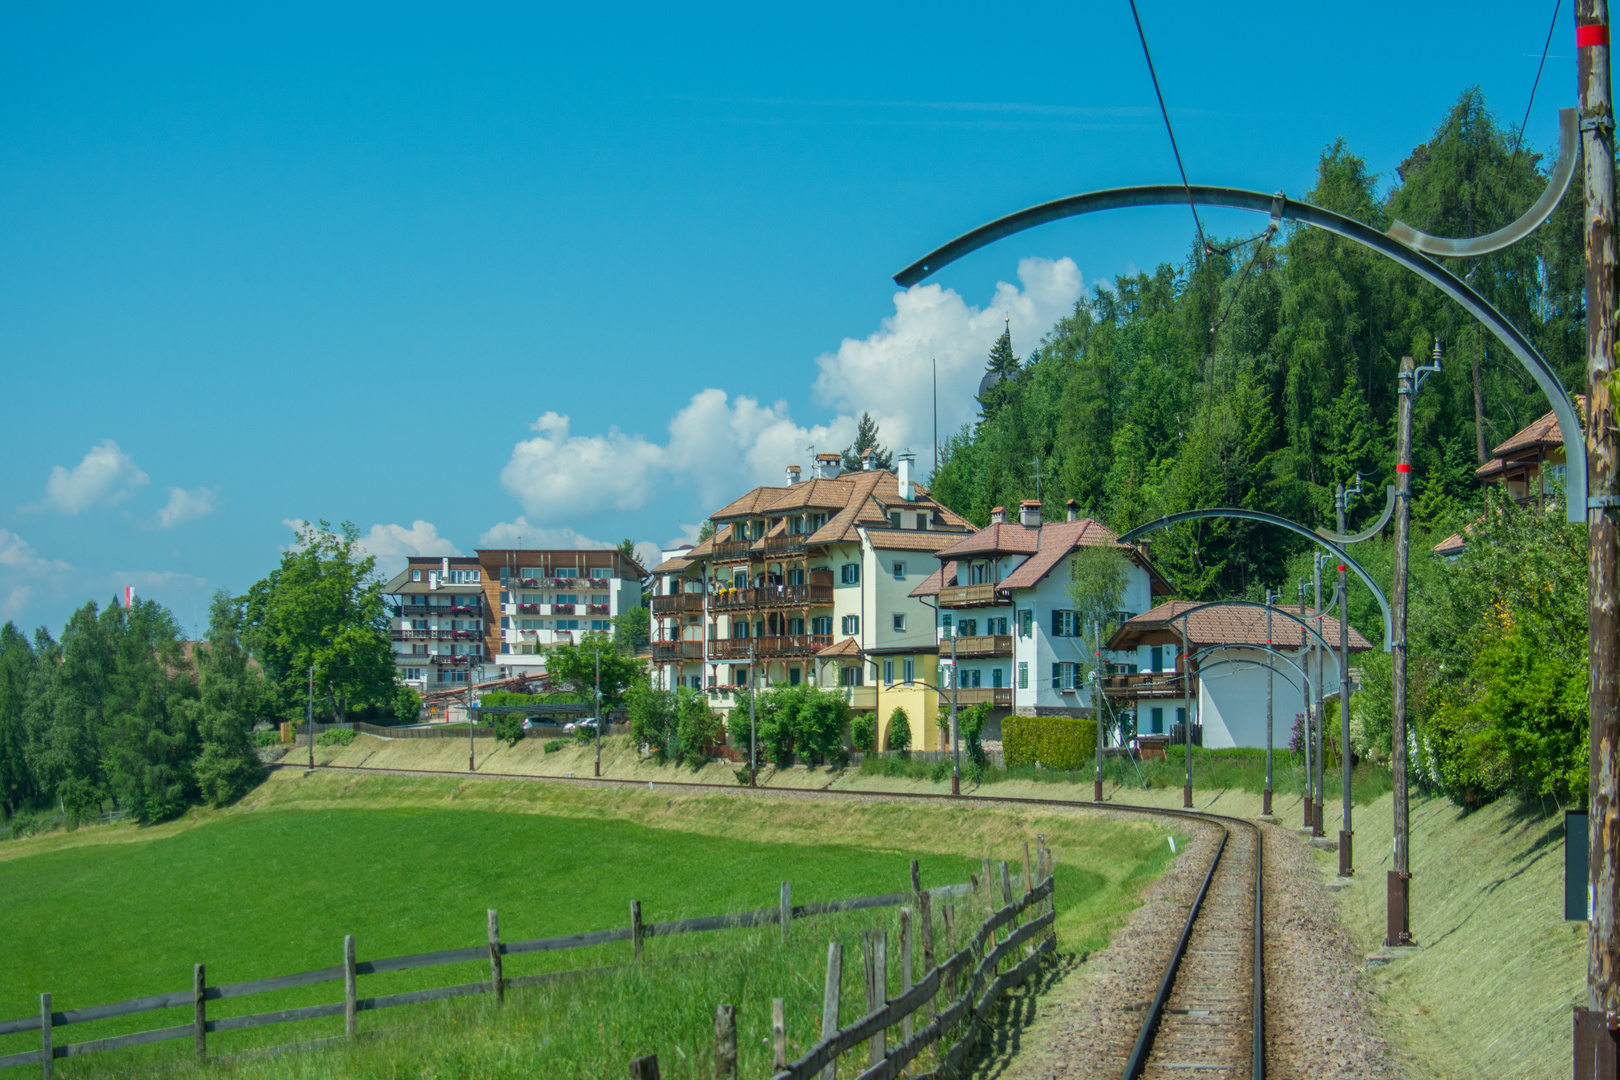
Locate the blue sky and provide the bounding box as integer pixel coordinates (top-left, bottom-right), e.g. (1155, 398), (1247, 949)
(0, 1), (1575, 637)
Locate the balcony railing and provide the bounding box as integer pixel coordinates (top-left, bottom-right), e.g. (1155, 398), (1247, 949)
(712, 537), (754, 563)
(938, 583), (1002, 608)
(710, 584), (835, 611)
(1100, 672), (1188, 698)
(652, 641), (705, 662)
(552, 604), (576, 615)
(762, 534), (809, 556)
(651, 594), (705, 615)
(709, 634), (834, 660)
(948, 687), (1013, 707)
(516, 603), (539, 614)
(586, 604), (610, 615)
(948, 634), (1013, 658)
(507, 577), (613, 589)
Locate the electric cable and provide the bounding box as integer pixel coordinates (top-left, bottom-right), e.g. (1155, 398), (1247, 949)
(1127, 0), (1208, 261)
(1509, 0), (1563, 162)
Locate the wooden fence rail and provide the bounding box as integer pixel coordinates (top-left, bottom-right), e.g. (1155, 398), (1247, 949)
(771, 840), (1058, 1080)
(0, 880), (972, 1076)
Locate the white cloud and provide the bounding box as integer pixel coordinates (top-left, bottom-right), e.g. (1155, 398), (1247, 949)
(666, 523), (705, 548)
(149, 486), (221, 529)
(1, 587), (32, 619)
(110, 569), (210, 591)
(356, 521), (461, 580)
(500, 412), (665, 520)
(631, 542), (662, 572)
(493, 258), (1081, 524)
(478, 517), (615, 550)
(0, 529), (70, 573)
(811, 256), (1083, 453)
(27, 439), (150, 514)
(0, 530), (74, 627)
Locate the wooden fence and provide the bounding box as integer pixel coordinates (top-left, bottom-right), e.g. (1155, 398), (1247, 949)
(629, 839), (1060, 1080)
(0, 879), (973, 1076)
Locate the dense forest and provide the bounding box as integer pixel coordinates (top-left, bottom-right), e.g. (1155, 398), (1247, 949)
(930, 88), (1592, 806)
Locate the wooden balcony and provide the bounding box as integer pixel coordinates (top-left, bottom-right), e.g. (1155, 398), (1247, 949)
(711, 539), (756, 561)
(1100, 672), (1189, 699)
(710, 584), (835, 611)
(762, 534), (809, 557)
(652, 641), (705, 662)
(709, 635), (833, 660)
(651, 593), (705, 615)
(949, 687), (1013, 707)
(948, 634), (1012, 658)
(938, 583), (1002, 608)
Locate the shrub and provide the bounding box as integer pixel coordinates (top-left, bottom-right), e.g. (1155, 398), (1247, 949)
(754, 684), (850, 767)
(316, 728), (356, 747)
(543, 739), (567, 754)
(851, 713), (877, 753)
(489, 713), (524, 747)
(392, 684), (423, 723)
(1002, 715), (1096, 770)
(885, 707), (911, 754)
(253, 729), (281, 748)
(672, 689), (721, 767)
(960, 703), (991, 767)
(627, 682), (678, 762)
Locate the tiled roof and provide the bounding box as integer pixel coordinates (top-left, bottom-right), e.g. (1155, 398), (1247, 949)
(818, 637), (863, 659)
(707, 470), (974, 548)
(934, 523), (1041, 559)
(1001, 519), (1133, 590)
(1108, 600), (1373, 652)
(1431, 533), (1466, 556)
(1489, 394), (1587, 457)
(864, 529), (966, 552)
(926, 517), (1168, 596)
(651, 556), (695, 574)
(1474, 457), (1507, 479)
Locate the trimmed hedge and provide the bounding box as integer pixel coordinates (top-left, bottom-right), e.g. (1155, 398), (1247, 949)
(1002, 715), (1097, 771)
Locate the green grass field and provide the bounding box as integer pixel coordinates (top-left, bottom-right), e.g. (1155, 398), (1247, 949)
(0, 770), (1180, 1077)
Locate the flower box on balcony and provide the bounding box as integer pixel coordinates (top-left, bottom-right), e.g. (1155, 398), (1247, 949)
(518, 604), (539, 614)
(587, 604), (609, 614)
(586, 578), (608, 587)
(554, 604), (576, 614)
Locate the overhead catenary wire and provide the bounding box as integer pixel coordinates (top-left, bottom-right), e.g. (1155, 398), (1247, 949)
(1509, 0), (1563, 162)
(1127, 0), (1208, 262)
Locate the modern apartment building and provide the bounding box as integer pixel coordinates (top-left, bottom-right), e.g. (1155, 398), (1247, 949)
(650, 452), (974, 749)
(383, 548), (646, 689)
(383, 556), (491, 690)
(910, 500), (1172, 729)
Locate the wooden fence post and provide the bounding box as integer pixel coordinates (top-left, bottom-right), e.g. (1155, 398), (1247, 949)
(819, 941), (842, 1080)
(344, 935), (358, 1037)
(900, 908), (914, 1044)
(941, 905), (957, 1004)
(1000, 861), (1013, 913)
(629, 1053), (661, 1079)
(863, 930), (887, 1066)
(1022, 841), (1033, 899)
(194, 963), (206, 1061)
(39, 993), (50, 1080)
(487, 910), (504, 1004)
(780, 882), (792, 945)
(714, 1003), (736, 1079)
(772, 998), (787, 1069)
(981, 857), (992, 906)
(917, 889), (937, 1022)
(631, 900), (644, 962)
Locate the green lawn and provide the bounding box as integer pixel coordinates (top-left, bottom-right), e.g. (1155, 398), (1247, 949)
(0, 771), (1180, 1077)
(0, 808), (980, 1066)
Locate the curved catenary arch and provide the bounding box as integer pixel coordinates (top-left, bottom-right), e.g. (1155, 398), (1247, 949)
(1188, 644), (1336, 695)
(1116, 508), (1394, 650)
(894, 184), (1587, 521)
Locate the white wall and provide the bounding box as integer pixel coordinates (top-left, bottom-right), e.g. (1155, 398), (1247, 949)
(1195, 646), (1337, 749)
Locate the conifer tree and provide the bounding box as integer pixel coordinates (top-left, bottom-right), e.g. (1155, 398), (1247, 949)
(840, 411), (894, 472)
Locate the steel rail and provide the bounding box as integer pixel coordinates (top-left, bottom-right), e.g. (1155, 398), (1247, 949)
(273, 760), (1266, 1076)
(893, 183), (1587, 521)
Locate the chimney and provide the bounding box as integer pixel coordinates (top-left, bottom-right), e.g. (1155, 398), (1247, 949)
(815, 452), (841, 480)
(786, 464), (802, 485)
(897, 452), (915, 500)
(1019, 500), (1041, 527)
(442, 556), (450, 577)
(861, 448), (876, 471)
(990, 506), (1007, 525)
(1066, 498), (1078, 523)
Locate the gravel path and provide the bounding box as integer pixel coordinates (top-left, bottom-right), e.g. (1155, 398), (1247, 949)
(1260, 824), (1397, 1079)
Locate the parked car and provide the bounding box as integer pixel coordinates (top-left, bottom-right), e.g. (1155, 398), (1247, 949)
(564, 718), (601, 734)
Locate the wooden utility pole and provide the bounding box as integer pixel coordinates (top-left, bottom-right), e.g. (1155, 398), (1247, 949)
(1337, 485), (1354, 877)
(1312, 555), (1325, 838)
(1388, 355), (1415, 947)
(1092, 620), (1104, 802)
(1580, 1), (1620, 1073)
(1264, 593), (1275, 818)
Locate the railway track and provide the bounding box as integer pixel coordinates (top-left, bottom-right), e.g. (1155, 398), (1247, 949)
(274, 761), (1265, 1077)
